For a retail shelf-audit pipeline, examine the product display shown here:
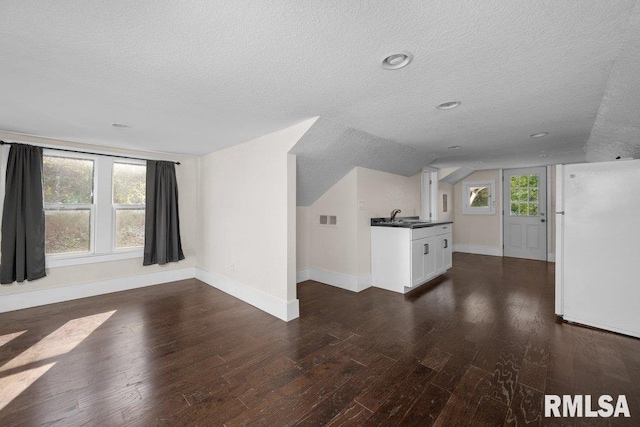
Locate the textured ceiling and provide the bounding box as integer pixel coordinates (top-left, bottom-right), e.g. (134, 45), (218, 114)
(291, 118), (435, 206)
(0, 1), (638, 166)
(585, 0), (640, 161)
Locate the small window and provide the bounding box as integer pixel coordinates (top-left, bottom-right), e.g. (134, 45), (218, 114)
(462, 180), (496, 215)
(43, 155), (95, 255)
(113, 162), (146, 249)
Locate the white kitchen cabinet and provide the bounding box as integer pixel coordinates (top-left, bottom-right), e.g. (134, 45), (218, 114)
(371, 223), (453, 294)
(435, 224), (453, 274)
(411, 236), (437, 287)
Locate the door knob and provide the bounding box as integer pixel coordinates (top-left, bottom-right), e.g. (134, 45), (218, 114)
(541, 219), (546, 222)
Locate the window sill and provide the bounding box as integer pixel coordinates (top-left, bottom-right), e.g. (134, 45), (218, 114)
(46, 250), (143, 268)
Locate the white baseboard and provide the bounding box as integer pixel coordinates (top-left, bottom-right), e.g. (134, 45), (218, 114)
(297, 267), (371, 293)
(195, 267), (299, 322)
(547, 252), (556, 262)
(0, 267), (195, 314)
(453, 244), (502, 257)
(296, 268), (310, 283)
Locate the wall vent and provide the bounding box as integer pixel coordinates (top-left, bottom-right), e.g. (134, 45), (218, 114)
(319, 214), (338, 227)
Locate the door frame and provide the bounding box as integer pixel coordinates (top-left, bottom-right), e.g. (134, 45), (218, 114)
(421, 167), (438, 221)
(502, 166), (549, 261)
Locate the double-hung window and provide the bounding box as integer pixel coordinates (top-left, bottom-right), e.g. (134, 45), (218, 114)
(113, 162), (146, 249)
(43, 154), (96, 255)
(43, 151), (146, 267)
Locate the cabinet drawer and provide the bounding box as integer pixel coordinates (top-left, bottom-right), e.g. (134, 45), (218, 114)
(436, 224), (452, 235)
(411, 227), (439, 240)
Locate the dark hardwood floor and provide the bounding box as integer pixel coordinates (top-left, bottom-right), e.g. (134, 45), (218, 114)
(1, 253), (639, 426)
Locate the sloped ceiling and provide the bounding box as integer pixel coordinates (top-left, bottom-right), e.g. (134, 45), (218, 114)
(585, 0), (640, 161)
(1, 1), (638, 167)
(291, 118), (434, 206)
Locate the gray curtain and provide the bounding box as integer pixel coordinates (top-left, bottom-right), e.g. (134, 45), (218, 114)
(143, 160), (184, 265)
(0, 144), (46, 284)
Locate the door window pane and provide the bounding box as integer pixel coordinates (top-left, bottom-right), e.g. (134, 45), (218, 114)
(45, 210), (91, 254)
(509, 174), (540, 217)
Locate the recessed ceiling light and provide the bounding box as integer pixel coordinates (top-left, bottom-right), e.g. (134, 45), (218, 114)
(111, 123), (130, 128)
(530, 132), (549, 138)
(448, 145), (462, 150)
(437, 101), (461, 110)
(381, 52), (413, 70)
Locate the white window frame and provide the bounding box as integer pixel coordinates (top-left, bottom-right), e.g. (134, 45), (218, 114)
(43, 151), (99, 263)
(43, 151), (145, 268)
(462, 180), (496, 215)
(111, 159), (146, 253)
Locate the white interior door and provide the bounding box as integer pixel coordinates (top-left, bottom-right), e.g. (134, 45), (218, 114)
(503, 167), (547, 260)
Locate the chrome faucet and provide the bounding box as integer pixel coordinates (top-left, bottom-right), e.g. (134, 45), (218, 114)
(390, 209), (401, 222)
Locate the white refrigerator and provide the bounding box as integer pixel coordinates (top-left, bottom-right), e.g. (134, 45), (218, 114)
(555, 159), (640, 338)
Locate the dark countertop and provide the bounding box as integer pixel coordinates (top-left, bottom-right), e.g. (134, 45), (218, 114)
(371, 217), (453, 229)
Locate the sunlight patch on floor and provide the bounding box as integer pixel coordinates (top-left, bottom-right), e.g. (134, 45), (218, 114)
(0, 331), (26, 348)
(0, 310), (116, 411)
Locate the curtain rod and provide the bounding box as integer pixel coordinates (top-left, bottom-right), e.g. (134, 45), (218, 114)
(0, 140), (180, 165)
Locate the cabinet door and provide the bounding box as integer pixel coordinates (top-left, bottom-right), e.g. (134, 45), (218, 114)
(423, 236), (437, 281)
(435, 235), (445, 274)
(411, 238), (427, 287)
(443, 233), (453, 269)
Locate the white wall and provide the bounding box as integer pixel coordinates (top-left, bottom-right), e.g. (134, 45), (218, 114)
(196, 118), (316, 319)
(437, 179), (454, 223)
(453, 169), (502, 256)
(0, 131), (198, 300)
(296, 206), (311, 270)
(308, 168), (358, 277)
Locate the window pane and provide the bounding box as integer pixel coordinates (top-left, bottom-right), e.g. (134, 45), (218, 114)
(469, 186), (489, 207)
(510, 176), (519, 188)
(519, 190), (529, 202)
(113, 163), (146, 205)
(529, 204), (538, 216)
(518, 175), (528, 187)
(528, 174), (539, 187)
(510, 202), (518, 215)
(45, 210), (91, 254)
(529, 189), (539, 202)
(43, 156), (94, 204)
(115, 209), (145, 248)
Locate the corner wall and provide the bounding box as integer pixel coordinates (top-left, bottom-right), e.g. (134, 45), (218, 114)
(196, 118), (316, 321)
(297, 166), (422, 291)
(452, 167), (556, 259)
(452, 170), (502, 256)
